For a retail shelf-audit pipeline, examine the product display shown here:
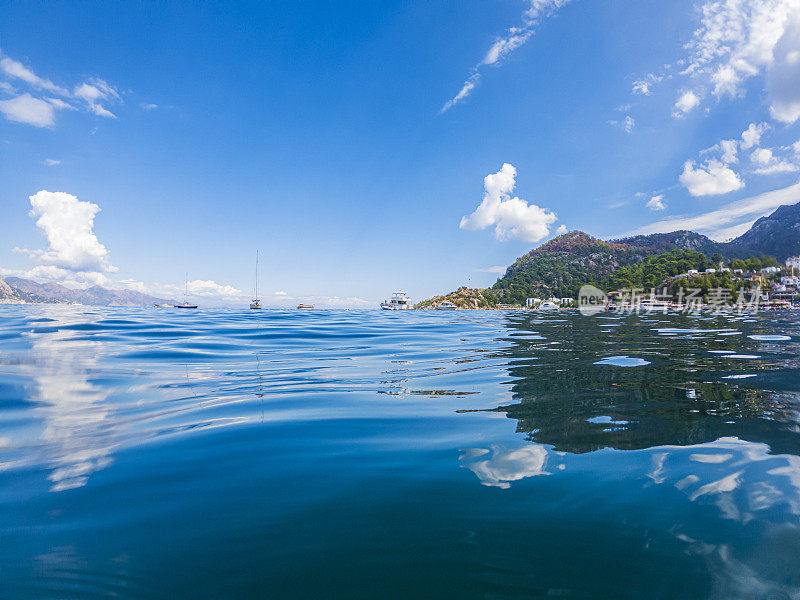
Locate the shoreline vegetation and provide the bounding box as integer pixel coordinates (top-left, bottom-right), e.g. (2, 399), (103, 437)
(416, 230), (793, 310)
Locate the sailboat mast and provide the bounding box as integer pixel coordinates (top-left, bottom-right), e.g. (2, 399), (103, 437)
(255, 250), (259, 299)
(185, 272), (188, 303)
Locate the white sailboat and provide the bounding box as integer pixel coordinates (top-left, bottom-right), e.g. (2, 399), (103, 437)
(250, 250), (262, 310)
(175, 273), (198, 309)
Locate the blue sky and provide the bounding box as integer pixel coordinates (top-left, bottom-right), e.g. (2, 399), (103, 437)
(1, 0), (799, 306)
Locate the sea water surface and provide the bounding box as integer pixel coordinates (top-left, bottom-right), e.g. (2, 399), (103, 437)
(1, 306), (799, 599)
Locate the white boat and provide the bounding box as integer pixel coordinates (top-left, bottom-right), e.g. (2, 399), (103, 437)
(537, 301), (559, 311)
(250, 250), (262, 310)
(154, 303), (173, 308)
(381, 292), (412, 310)
(174, 273), (198, 309)
(436, 301), (457, 310)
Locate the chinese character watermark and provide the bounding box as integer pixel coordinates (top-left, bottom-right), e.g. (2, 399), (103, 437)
(579, 286), (762, 316)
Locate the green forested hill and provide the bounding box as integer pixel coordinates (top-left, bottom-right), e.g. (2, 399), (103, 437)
(491, 231), (655, 304)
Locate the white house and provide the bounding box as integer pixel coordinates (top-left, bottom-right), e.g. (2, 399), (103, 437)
(733, 269), (744, 274)
(786, 256), (800, 271)
(559, 297), (572, 306)
(687, 269), (699, 275)
(526, 298), (542, 308)
(705, 268), (716, 274)
(761, 266), (780, 274)
(781, 276), (799, 286)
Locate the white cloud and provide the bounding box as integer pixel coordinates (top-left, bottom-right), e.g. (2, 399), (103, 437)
(620, 181), (800, 241)
(46, 97), (74, 110)
(187, 279), (242, 298)
(90, 104), (117, 119)
(679, 159), (744, 196)
(141, 103), (158, 110)
(441, 76), (478, 113)
(44, 158), (61, 166)
(18, 190), (117, 273)
(750, 147), (799, 174)
(646, 194), (666, 211)
(751, 147), (774, 166)
(0, 55), (66, 94)
(623, 115), (634, 133)
(73, 79), (120, 103)
(555, 224), (567, 234)
(474, 265), (508, 274)
(460, 163), (558, 242)
(0, 50), (121, 127)
(74, 79), (120, 118)
(441, 0), (570, 111)
(608, 115), (634, 133)
(681, 0), (800, 121)
(0, 264), (111, 289)
(741, 122), (768, 149)
(274, 290), (288, 296)
(0, 93), (56, 127)
(632, 73), (663, 96)
(719, 139), (739, 163)
(766, 7), (800, 123)
(672, 90), (700, 116)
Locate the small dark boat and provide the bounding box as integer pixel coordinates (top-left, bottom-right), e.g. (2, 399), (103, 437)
(174, 302), (198, 309)
(297, 304), (314, 309)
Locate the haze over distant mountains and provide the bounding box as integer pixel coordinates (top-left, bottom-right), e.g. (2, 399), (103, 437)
(0, 277), (168, 306)
(614, 201), (800, 261)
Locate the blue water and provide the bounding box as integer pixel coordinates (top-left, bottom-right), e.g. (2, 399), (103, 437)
(1, 306), (799, 598)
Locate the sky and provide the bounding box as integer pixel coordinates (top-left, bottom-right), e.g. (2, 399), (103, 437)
(0, 0), (799, 307)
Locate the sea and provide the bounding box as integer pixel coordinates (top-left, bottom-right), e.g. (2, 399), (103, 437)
(1, 305), (799, 599)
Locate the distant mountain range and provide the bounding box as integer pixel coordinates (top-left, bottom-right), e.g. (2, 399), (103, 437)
(0, 276), (168, 306)
(613, 200), (800, 260)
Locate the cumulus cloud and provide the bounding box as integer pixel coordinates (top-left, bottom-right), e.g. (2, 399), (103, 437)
(750, 147), (799, 175)
(441, 0), (570, 112)
(766, 6), (800, 123)
(0, 264), (112, 289)
(187, 279), (242, 298)
(673, 90), (700, 116)
(741, 122), (768, 149)
(621, 181), (800, 241)
(646, 194), (666, 211)
(18, 191), (117, 273)
(682, 0), (800, 121)
(460, 163), (558, 242)
(718, 139), (739, 164)
(679, 159), (744, 196)
(0, 93), (57, 127)
(555, 224), (567, 234)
